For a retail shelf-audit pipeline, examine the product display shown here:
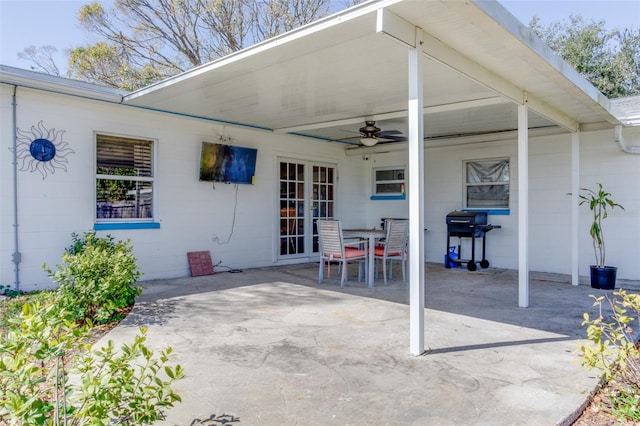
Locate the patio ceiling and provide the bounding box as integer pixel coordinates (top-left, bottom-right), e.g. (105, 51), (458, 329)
(123, 0), (621, 149)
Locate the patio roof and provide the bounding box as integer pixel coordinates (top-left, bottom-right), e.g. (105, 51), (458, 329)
(118, 0), (629, 356)
(122, 0), (621, 148)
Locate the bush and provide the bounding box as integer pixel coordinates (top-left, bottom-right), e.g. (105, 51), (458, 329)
(1, 233), (184, 424)
(0, 299), (88, 424)
(0, 291), (54, 332)
(45, 232), (142, 324)
(577, 289), (640, 421)
(0, 284), (23, 299)
(71, 329), (184, 424)
(0, 300), (184, 425)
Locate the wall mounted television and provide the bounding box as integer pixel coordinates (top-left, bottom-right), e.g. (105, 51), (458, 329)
(199, 141), (257, 185)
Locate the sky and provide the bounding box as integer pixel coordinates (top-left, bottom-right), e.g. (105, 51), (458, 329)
(0, 0), (639, 74)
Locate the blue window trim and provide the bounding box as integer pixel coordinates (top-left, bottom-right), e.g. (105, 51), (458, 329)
(370, 195), (406, 201)
(94, 222), (160, 230)
(463, 209), (510, 215)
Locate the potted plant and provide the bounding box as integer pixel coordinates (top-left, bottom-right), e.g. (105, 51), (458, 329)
(579, 183), (624, 289)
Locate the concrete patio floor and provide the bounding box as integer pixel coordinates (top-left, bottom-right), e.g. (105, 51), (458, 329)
(99, 262), (640, 425)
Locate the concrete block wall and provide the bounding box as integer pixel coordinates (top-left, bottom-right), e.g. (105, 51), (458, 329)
(0, 85), (365, 291)
(2, 84), (639, 291)
(367, 130), (640, 280)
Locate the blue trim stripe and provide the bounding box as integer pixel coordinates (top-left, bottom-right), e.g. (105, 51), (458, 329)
(94, 222), (160, 230)
(370, 195), (406, 201)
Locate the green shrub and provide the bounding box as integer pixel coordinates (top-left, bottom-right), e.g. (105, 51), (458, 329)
(45, 232), (142, 324)
(577, 289), (640, 421)
(0, 298), (90, 425)
(71, 328), (184, 424)
(0, 291), (54, 332)
(0, 300), (184, 425)
(0, 284), (23, 299)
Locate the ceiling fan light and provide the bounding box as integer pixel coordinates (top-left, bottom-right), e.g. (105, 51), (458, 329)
(360, 137), (378, 146)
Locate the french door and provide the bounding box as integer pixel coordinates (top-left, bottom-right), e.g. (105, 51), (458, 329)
(278, 159), (336, 259)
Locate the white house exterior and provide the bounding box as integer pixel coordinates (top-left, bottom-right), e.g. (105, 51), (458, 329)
(2, 1), (639, 354)
(2, 72), (638, 281)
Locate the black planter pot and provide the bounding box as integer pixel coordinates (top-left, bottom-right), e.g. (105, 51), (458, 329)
(590, 265), (617, 289)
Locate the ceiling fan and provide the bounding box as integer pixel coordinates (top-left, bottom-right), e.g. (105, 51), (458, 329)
(357, 121), (407, 146)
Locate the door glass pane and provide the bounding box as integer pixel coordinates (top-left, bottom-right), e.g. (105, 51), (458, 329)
(311, 165), (336, 254)
(280, 161), (305, 256)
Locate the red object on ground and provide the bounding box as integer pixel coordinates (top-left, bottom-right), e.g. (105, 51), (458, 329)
(187, 251), (215, 276)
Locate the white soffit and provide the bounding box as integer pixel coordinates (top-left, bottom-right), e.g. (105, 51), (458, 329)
(122, 0), (620, 143)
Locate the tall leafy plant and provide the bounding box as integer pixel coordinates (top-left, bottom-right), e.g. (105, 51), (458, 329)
(579, 183), (624, 268)
(45, 232), (142, 323)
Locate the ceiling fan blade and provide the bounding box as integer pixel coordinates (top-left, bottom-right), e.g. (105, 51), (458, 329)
(379, 130), (403, 137)
(379, 135), (408, 142)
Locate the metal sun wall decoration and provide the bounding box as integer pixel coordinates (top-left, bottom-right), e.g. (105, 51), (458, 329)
(15, 121), (75, 179)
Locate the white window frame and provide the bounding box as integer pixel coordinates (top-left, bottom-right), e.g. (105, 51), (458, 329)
(372, 166), (406, 197)
(95, 133), (156, 222)
(463, 157), (510, 210)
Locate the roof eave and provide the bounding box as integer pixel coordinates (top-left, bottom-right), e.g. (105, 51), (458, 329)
(471, 0), (617, 124)
(0, 65), (126, 102)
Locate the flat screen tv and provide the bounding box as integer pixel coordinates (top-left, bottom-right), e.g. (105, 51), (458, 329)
(199, 141), (257, 185)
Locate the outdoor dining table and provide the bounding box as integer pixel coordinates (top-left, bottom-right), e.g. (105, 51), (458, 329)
(342, 228), (386, 288)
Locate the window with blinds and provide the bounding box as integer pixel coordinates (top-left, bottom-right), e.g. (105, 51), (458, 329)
(96, 134), (154, 220)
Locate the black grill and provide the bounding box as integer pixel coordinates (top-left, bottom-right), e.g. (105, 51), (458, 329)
(445, 211), (499, 271)
(446, 211), (489, 237)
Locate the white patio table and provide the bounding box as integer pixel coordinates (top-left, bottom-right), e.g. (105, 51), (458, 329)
(342, 228), (386, 288)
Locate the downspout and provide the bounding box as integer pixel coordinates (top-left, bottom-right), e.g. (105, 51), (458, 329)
(11, 85), (21, 292)
(614, 125), (640, 154)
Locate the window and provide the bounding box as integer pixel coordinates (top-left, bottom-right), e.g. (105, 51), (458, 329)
(96, 134), (154, 221)
(464, 158), (509, 209)
(373, 167), (405, 198)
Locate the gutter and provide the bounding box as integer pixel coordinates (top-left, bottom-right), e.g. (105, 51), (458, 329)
(11, 85), (21, 291)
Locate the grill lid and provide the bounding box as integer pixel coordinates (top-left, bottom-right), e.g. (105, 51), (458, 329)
(446, 211), (488, 225)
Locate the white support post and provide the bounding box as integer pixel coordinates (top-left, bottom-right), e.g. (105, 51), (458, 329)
(408, 30), (425, 356)
(518, 101), (529, 308)
(571, 132), (580, 285)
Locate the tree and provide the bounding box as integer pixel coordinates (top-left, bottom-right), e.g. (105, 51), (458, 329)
(68, 42), (165, 91)
(68, 0), (332, 89)
(17, 45), (61, 76)
(530, 15), (640, 98)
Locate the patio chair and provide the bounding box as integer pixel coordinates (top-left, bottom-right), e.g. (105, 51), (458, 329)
(317, 220), (368, 287)
(374, 219), (409, 285)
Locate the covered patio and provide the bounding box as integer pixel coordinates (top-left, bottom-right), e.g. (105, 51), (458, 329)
(101, 263), (640, 425)
(122, 0), (625, 356)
